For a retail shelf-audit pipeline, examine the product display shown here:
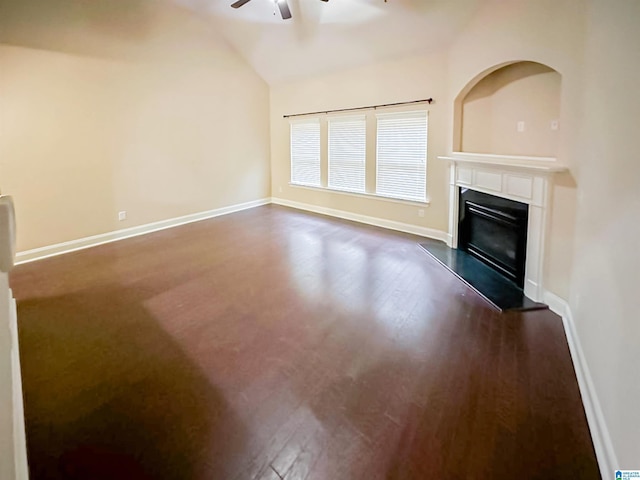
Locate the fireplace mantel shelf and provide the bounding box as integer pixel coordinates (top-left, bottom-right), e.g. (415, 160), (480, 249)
(438, 152), (568, 173)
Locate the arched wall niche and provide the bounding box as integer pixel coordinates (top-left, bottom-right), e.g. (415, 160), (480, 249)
(453, 61), (562, 157)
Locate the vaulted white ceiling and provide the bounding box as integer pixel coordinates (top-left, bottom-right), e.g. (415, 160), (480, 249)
(174, 0), (485, 84)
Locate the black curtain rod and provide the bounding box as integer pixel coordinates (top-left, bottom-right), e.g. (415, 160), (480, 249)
(283, 98), (433, 119)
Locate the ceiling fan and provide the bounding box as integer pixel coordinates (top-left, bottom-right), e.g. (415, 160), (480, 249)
(231, 0), (329, 20)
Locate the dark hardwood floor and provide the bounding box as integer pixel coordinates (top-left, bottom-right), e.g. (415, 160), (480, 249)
(11, 205), (600, 479)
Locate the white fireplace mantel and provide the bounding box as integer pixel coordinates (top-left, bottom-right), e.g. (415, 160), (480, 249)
(438, 152), (568, 302)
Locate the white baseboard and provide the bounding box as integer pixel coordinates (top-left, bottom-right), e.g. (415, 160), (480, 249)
(271, 197), (449, 243)
(9, 287), (28, 479)
(445, 233), (454, 248)
(16, 197), (446, 264)
(543, 291), (617, 479)
(16, 198), (271, 264)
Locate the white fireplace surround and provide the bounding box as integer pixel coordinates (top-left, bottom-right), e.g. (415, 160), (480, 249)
(438, 152), (568, 302)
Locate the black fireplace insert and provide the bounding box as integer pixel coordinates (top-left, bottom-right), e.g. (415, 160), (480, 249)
(458, 189), (529, 287)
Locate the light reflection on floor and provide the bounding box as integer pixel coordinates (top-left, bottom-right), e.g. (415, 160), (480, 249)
(285, 217), (439, 351)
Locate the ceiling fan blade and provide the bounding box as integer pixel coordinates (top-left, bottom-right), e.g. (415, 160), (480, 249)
(278, 0), (292, 19)
(231, 0), (252, 8)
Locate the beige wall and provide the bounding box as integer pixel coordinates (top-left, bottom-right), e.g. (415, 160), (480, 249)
(570, 0), (640, 467)
(0, 0), (271, 252)
(270, 53), (450, 233)
(461, 61), (561, 157)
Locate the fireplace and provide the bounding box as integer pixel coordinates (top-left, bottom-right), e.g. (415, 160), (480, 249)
(458, 189), (529, 287)
(438, 152), (568, 302)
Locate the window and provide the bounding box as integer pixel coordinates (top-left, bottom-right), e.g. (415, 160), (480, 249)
(288, 109), (429, 204)
(376, 111), (428, 202)
(328, 116), (366, 193)
(290, 120), (321, 186)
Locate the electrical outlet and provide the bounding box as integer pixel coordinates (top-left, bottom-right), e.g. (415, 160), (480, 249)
(418, 209), (425, 218)
(278, 186), (283, 193)
(551, 119), (559, 130)
(517, 121), (525, 132)
(118, 211), (127, 221)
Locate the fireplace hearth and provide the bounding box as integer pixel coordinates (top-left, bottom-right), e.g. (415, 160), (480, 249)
(458, 189), (529, 287)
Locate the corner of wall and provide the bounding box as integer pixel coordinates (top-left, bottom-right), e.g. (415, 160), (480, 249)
(9, 287), (28, 479)
(543, 290), (618, 479)
(1, 273), (29, 480)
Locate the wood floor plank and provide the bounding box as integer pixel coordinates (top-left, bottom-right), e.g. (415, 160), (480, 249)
(11, 205), (600, 479)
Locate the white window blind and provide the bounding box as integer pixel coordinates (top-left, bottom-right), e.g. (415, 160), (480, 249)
(376, 111), (428, 202)
(290, 120), (321, 186)
(328, 116), (366, 193)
